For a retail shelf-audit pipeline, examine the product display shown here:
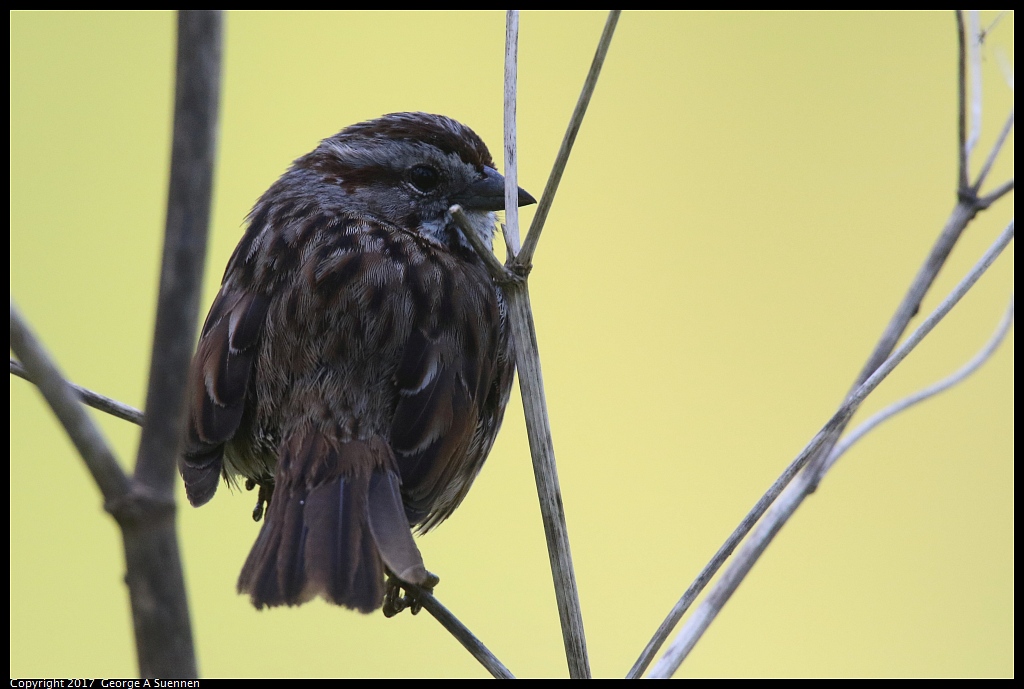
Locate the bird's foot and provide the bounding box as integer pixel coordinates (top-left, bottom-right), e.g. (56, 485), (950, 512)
(247, 480), (274, 522)
(382, 571), (440, 618)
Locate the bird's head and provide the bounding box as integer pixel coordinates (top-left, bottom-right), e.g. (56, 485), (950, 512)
(292, 112), (536, 248)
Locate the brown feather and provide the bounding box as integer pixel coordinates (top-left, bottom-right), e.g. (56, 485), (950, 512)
(181, 112), (522, 612)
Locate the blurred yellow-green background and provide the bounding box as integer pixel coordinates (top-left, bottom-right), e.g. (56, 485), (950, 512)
(10, 11), (1014, 678)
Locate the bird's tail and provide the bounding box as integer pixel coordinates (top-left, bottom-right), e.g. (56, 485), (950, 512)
(237, 433), (429, 612)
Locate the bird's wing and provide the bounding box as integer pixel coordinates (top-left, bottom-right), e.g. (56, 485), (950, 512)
(390, 257), (513, 531)
(180, 285), (270, 506)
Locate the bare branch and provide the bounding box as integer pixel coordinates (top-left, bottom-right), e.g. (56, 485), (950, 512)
(500, 222), (515, 259)
(9, 301), (131, 503)
(633, 14), (1014, 672)
(451, 205), (513, 282)
(418, 591), (516, 679)
(630, 200), (991, 678)
(133, 10), (221, 499)
(11, 357), (144, 426)
(966, 10), (982, 159)
(973, 110), (1014, 193)
(980, 10), (1010, 42)
(504, 280), (590, 678)
(499, 11), (593, 678)
(627, 449), (810, 677)
(632, 195), (1013, 675)
(978, 179), (1015, 209)
(858, 203), (984, 394)
(956, 10), (970, 191)
(515, 10), (620, 269)
(826, 294), (1015, 473)
(649, 219), (1015, 677)
(504, 10), (522, 255)
(119, 11), (222, 678)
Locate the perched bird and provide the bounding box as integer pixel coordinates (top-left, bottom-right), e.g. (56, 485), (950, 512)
(180, 112), (535, 613)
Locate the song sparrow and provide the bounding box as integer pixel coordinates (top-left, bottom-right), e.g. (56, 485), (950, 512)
(180, 112), (535, 613)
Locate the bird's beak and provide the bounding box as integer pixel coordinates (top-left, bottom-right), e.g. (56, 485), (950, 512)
(455, 166), (537, 211)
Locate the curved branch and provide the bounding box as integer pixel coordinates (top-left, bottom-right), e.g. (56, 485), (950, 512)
(826, 294), (1014, 473)
(9, 300), (131, 504)
(648, 220), (1014, 678)
(628, 198), (1000, 678)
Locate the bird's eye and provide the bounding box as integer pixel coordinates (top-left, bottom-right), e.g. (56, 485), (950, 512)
(408, 165), (441, 193)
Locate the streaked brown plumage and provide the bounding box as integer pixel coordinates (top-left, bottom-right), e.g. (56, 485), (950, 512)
(180, 112), (535, 612)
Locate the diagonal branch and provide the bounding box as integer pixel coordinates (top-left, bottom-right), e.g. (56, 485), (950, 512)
(418, 591), (516, 679)
(11, 357), (145, 426)
(648, 219), (1015, 678)
(10, 301), (131, 504)
(631, 20), (1013, 663)
(825, 294), (1014, 474)
(451, 205), (513, 282)
(972, 110), (1013, 193)
(628, 199), (1002, 679)
(515, 10), (620, 269)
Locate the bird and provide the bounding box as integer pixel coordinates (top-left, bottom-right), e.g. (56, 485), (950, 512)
(179, 112), (535, 614)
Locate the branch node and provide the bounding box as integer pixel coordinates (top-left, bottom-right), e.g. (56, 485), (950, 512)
(105, 485), (177, 529)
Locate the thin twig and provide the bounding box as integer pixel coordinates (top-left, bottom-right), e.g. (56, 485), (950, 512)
(649, 220), (1015, 678)
(980, 10), (1009, 42)
(11, 357), (145, 426)
(852, 202), (981, 400)
(499, 11), (593, 678)
(826, 294), (1015, 473)
(451, 205), (512, 282)
(418, 591), (516, 679)
(515, 10), (620, 269)
(966, 10), (982, 160)
(956, 10), (970, 192)
(9, 301), (131, 503)
(500, 222), (515, 259)
(973, 110), (1014, 193)
(626, 451), (810, 677)
(504, 10), (522, 255)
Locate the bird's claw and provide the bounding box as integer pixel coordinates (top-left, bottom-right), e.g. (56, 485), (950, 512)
(382, 571), (440, 618)
(250, 481), (273, 522)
